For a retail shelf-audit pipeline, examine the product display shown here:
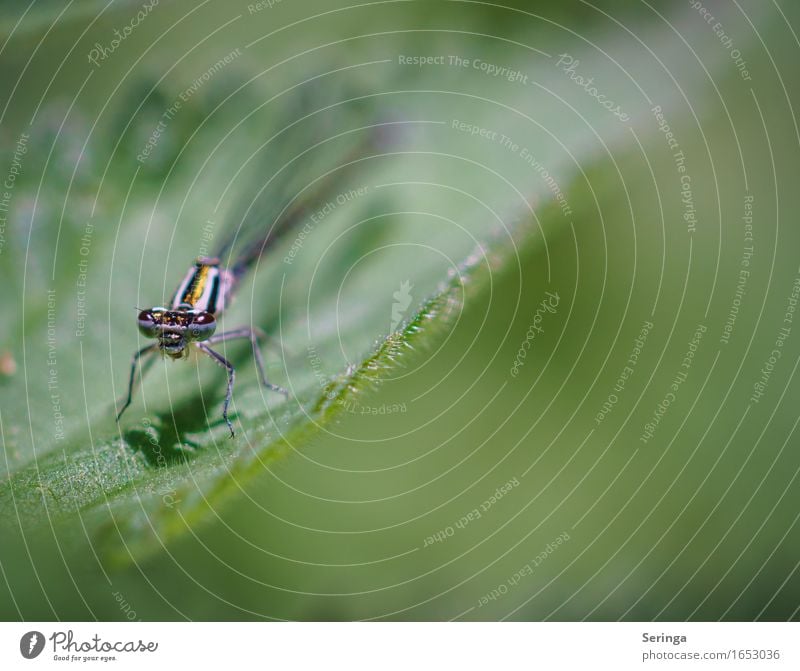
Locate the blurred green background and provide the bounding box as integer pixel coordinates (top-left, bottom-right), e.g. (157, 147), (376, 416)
(1, 0), (799, 620)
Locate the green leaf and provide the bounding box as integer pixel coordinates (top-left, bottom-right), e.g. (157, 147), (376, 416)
(0, 62), (555, 562)
(0, 174), (540, 565)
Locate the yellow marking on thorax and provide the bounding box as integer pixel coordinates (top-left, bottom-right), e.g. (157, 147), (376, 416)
(185, 265), (211, 307)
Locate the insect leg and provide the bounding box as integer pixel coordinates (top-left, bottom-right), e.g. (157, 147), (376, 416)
(116, 344), (158, 422)
(206, 326), (288, 397)
(196, 342), (237, 438)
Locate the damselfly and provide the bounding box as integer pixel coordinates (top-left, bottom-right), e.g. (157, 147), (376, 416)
(116, 125), (387, 437)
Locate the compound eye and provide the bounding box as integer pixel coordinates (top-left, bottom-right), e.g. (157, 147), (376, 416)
(137, 309), (159, 337)
(189, 312), (216, 340)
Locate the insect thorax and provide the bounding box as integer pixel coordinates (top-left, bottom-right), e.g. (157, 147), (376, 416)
(170, 257), (234, 314)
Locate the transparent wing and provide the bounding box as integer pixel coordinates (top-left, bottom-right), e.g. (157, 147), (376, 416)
(212, 89), (397, 281)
